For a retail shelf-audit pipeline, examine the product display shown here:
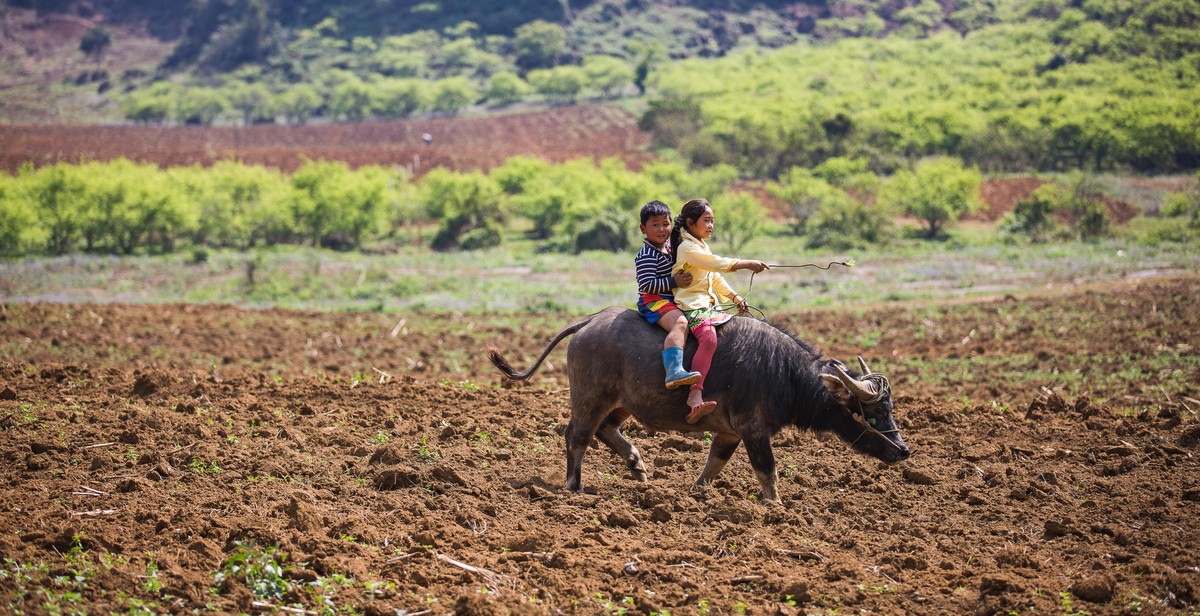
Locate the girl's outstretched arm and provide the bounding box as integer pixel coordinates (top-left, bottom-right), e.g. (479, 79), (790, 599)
(675, 241), (739, 273)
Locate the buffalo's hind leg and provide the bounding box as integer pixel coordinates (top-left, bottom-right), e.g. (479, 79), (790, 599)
(594, 408), (648, 482)
(693, 432), (741, 491)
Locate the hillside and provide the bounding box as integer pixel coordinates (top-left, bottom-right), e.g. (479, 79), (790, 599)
(0, 6), (171, 123)
(2, 1), (1198, 178)
(0, 0), (1070, 125)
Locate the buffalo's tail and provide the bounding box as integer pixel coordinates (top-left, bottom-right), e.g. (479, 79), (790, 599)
(487, 313), (596, 381)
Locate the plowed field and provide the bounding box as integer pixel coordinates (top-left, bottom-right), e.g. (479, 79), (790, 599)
(2, 275), (1198, 615)
(0, 105), (651, 174)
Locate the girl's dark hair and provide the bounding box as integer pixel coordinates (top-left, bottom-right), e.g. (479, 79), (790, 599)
(639, 200), (671, 224)
(669, 198), (711, 264)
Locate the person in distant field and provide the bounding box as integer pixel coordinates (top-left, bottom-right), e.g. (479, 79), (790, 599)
(670, 198), (769, 423)
(635, 200), (702, 392)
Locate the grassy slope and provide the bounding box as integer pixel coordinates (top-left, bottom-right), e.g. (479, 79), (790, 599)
(0, 8), (174, 123)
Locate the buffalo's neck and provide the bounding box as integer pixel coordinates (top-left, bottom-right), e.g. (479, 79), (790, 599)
(793, 387), (842, 433)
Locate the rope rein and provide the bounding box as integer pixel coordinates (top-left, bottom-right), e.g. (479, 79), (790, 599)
(709, 259), (855, 320)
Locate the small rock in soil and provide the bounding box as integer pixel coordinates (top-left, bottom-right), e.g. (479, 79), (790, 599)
(904, 468), (939, 485)
(1071, 574), (1116, 603)
(1044, 520), (1073, 538)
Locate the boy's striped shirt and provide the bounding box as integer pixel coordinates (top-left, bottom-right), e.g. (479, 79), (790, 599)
(635, 239), (674, 295)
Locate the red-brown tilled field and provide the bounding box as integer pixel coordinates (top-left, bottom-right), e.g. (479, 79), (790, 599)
(1, 275), (1198, 614)
(0, 105), (652, 174)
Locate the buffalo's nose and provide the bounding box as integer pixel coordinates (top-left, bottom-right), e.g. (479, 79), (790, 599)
(892, 447), (911, 462)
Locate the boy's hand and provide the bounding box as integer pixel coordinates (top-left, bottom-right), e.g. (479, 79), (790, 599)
(734, 295), (749, 314)
(743, 260), (769, 273)
(675, 271), (693, 287)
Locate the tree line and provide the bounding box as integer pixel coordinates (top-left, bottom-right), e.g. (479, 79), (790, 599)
(4, 156), (1195, 259)
(121, 17), (643, 126)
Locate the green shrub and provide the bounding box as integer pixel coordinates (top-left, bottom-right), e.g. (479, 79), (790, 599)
(485, 71), (531, 106)
(170, 161), (292, 248)
(371, 78), (425, 118)
(573, 213), (628, 253)
(329, 77), (373, 121)
(223, 81), (275, 125)
(806, 191), (894, 250)
(290, 161), (391, 249)
(813, 156), (880, 196)
(122, 83), (174, 124)
(26, 164), (87, 254)
(89, 159), (192, 254)
(513, 20), (565, 69)
(879, 157), (982, 239)
(457, 223), (503, 251)
(278, 84), (323, 125)
(638, 96), (704, 150)
(420, 168), (503, 251)
(998, 183), (1059, 242)
(582, 54), (634, 98)
(527, 65), (587, 103)
(679, 131), (731, 168)
(491, 156), (551, 195)
(768, 168), (844, 235)
(175, 87), (229, 125)
(513, 187), (569, 239)
(0, 174), (45, 256)
(1055, 173), (1111, 240)
(1161, 179), (1200, 228)
(428, 76), (478, 115)
(712, 190), (767, 253)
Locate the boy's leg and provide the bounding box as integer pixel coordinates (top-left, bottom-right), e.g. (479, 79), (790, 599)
(656, 309), (688, 349)
(659, 309), (700, 389)
(686, 322), (718, 423)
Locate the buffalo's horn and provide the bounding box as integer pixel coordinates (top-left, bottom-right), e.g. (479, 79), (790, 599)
(857, 355), (872, 375)
(833, 364), (878, 402)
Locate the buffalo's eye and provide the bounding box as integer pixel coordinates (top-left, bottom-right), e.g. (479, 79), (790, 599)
(868, 417), (877, 426)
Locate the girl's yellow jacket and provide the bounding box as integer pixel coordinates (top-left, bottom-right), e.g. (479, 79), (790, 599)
(671, 229), (740, 311)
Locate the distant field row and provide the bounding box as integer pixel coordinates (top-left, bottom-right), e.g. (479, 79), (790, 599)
(0, 105), (648, 174)
(3, 235), (1197, 314)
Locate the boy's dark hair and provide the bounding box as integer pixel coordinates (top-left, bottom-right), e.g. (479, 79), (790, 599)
(670, 198), (711, 264)
(639, 200), (672, 224)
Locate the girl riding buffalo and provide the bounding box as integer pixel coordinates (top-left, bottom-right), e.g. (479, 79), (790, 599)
(669, 198), (768, 423)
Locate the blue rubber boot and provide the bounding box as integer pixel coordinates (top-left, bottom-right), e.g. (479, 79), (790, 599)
(663, 347), (702, 389)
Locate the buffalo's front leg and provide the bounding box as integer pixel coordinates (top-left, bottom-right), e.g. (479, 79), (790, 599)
(594, 410), (648, 482)
(693, 432), (741, 490)
(563, 410), (609, 492)
(742, 432), (780, 504)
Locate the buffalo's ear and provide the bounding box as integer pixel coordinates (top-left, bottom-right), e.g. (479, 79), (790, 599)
(819, 374), (853, 405)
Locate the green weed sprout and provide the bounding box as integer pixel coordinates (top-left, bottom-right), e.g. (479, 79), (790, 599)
(214, 542), (290, 601)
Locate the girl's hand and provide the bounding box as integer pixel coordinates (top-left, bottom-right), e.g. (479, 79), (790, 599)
(736, 260), (769, 273)
(734, 295), (749, 314)
(674, 270), (693, 287)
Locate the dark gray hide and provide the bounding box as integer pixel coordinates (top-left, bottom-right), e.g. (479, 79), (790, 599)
(488, 306), (909, 503)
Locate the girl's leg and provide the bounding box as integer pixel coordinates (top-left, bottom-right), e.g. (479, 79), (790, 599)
(658, 309), (700, 389)
(686, 322), (718, 423)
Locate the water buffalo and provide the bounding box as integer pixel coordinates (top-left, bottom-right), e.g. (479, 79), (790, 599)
(488, 306), (909, 503)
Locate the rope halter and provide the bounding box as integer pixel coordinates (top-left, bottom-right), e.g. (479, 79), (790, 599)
(831, 359), (902, 451)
